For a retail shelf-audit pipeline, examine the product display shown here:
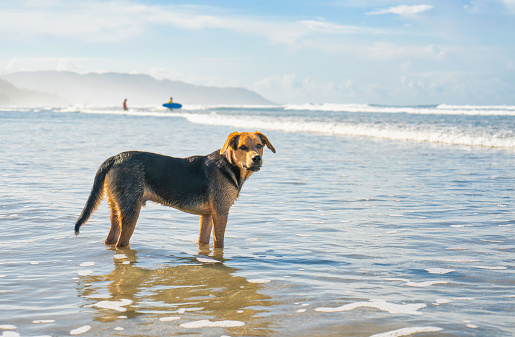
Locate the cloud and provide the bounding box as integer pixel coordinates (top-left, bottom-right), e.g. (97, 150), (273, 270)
(0, 1), (143, 42)
(2, 56), (90, 73)
(398, 70), (512, 104)
(366, 42), (447, 60)
(368, 5), (433, 16)
(500, 0), (515, 11)
(0, 0), (390, 47)
(252, 74), (352, 103)
(464, 0), (515, 13)
(301, 20), (361, 34)
(0, 1), (306, 44)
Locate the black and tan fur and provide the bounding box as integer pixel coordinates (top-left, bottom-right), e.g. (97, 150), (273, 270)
(74, 131), (276, 248)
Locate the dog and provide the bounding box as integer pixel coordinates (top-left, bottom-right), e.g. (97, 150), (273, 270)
(74, 131), (276, 248)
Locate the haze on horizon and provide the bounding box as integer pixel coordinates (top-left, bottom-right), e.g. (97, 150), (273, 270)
(1, 0), (514, 106)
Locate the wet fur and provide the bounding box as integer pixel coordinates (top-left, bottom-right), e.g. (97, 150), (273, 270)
(74, 131), (275, 248)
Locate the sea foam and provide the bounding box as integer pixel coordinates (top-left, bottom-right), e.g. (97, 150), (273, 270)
(93, 299), (133, 312)
(70, 325), (91, 335)
(178, 111), (515, 149)
(59, 104), (515, 149)
(283, 103), (515, 116)
(180, 320), (245, 328)
(369, 326), (443, 337)
(315, 299), (426, 315)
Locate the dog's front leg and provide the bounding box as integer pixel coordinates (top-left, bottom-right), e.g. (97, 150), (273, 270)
(211, 213), (228, 248)
(198, 215), (212, 245)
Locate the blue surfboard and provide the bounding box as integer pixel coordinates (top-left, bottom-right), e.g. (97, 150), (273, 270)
(163, 103), (182, 109)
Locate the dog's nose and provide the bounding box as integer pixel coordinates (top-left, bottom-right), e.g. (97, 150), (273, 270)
(252, 155), (261, 164)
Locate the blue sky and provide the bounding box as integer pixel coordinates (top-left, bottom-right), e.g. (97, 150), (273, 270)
(1, 0), (514, 105)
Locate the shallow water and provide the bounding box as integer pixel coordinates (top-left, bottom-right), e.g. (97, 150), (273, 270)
(1, 108), (515, 336)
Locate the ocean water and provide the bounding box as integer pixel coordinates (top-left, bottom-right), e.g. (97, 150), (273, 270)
(1, 104), (514, 337)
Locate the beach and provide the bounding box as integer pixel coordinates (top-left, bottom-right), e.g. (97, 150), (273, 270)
(1, 105), (514, 336)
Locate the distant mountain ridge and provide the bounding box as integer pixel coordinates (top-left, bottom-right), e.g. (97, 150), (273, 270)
(0, 71), (274, 106)
(0, 78), (62, 105)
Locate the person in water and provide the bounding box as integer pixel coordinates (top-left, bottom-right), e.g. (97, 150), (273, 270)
(169, 97), (173, 104)
(123, 99), (128, 111)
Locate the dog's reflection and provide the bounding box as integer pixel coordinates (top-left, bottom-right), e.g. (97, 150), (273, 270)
(76, 247), (274, 335)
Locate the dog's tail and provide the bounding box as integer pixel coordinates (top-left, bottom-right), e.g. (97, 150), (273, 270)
(74, 156), (117, 235)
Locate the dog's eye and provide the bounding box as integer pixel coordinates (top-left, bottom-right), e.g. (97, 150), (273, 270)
(240, 145), (248, 150)
(257, 144), (263, 149)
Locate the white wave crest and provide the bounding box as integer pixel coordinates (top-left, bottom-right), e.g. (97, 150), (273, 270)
(179, 112), (515, 149)
(283, 103), (515, 116)
(7, 105), (514, 149)
(5, 103), (515, 116)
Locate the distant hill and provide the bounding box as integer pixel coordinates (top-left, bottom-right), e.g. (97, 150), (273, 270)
(0, 71), (274, 106)
(0, 78), (62, 105)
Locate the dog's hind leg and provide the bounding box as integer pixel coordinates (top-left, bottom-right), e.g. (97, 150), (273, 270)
(105, 198), (120, 245)
(198, 215), (212, 245)
(116, 206), (141, 248)
(106, 167), (144, 248)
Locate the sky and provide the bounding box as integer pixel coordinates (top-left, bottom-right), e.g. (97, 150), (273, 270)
(1, 0), (514, 105)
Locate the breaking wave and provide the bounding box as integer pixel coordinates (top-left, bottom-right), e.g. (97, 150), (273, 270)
(179, 111), (515, 149)
(4, 104), (515, 149)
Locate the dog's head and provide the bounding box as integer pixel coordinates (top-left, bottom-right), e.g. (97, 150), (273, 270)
(220, 131), (276, 172)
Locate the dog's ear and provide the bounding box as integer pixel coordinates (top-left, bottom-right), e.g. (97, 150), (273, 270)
(256, 132), (276, 153)
(220, 132), (240, 155)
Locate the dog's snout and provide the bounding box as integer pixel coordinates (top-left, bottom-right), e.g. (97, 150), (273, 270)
(252, 155), (261, 163)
